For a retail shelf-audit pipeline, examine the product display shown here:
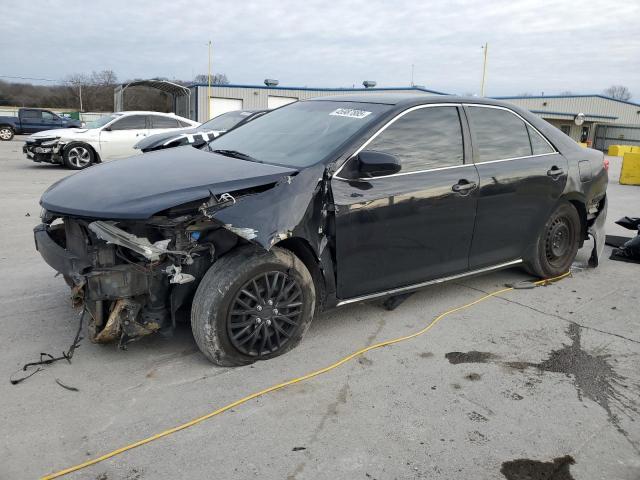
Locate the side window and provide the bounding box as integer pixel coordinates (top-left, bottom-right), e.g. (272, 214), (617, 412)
(42, 111), (58, 122)
(149, 115), (180, 129)
(178, 120), (193, 127)
(527, 125), (554, 155)
(21, 110), (40, 120)
(365, 106), (464, 173)
(468, 107), (532, 161)
(110, 115), (147, 131)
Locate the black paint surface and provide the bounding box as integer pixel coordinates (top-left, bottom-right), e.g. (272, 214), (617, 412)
(501, 455), (575, 480)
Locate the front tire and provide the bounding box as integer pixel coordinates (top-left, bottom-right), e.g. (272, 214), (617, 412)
(0, 126), (14, 141)
(63, 143), (94, 169)
(524, 201), (581, 278)
(191, 246), (316, 366)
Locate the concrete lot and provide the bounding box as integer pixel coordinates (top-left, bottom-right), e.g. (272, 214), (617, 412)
(1, 136), (639, 480)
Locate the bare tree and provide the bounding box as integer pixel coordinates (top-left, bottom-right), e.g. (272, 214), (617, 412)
(193, 73), (230, 85)
(603, 85), (632, 101)
(559, 91), (574, 95)
(64, 70), (118, 111)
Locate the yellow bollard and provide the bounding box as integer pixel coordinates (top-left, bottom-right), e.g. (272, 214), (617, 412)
(620, 152), (640, 185)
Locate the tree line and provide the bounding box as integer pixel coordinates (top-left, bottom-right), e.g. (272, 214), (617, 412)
(516, 85), (633, 101)
(0, 70), (230, 112)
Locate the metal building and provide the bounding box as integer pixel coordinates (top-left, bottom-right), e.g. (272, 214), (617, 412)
(179, 84), (446, 122)
(493, 94), (640, 149)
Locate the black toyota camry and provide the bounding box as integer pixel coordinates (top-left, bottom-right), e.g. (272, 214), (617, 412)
(34, 95), (608, 366)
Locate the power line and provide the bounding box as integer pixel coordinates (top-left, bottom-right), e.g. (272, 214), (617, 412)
(0, 74), (62, 82)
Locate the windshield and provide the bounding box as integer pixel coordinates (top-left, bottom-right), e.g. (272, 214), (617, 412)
(207, 101), (389, 167)
(202, 111), (255, 131)
(86, 114), (121, 129)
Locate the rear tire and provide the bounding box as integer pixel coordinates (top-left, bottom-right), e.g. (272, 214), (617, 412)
(191, 246), (316, 366)
(63, 143), (94, 169)
(0, 126), (14, 141)
(524, 201), (581, 278)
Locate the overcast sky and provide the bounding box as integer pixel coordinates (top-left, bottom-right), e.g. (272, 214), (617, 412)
(4, 0), (640, 98)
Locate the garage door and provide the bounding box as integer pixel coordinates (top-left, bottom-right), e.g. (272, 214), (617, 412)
(267, 96), (297, 109)
(209, 97), (243, 119)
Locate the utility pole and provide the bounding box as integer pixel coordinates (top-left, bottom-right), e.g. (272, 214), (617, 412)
(411, 64), (414, 87)
(208, 40), (212, 106)
(480, 42), (488, 97)
(78, 83), (83, 111)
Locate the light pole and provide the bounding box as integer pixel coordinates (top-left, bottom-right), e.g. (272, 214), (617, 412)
(480, 42), (488, 97)
(208, 40), (212, 107)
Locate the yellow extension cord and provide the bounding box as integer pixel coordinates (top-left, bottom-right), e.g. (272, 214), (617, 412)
(41, 272), (571, 479)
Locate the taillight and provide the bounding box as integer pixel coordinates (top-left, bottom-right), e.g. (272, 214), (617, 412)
(603, 158), (609, 171)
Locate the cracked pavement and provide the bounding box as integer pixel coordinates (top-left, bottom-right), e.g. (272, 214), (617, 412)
(1, 139), (639, 479)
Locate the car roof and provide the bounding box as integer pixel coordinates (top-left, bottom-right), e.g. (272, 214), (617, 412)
(308, 93), (517, 109)
(114, 111), (186, 117)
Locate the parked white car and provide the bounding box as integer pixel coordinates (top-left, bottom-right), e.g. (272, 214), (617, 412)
(23, 111), (199, 169)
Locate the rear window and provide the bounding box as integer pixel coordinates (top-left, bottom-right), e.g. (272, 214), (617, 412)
(527, 125), (555, 155)
(468, 107), (532, 161)
(149, 115), (180, 129)
(202, 111), (251, 131)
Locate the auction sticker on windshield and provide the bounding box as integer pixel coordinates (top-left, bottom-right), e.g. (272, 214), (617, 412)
(329, 108), (372, 119)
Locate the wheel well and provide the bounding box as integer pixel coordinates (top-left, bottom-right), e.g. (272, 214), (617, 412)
(63, 141), (101, 163)
(567, 199), (587, 245)
(274, 237), (327, 311)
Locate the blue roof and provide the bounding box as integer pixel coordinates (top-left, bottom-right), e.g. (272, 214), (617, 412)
(493, 94), (640, 108)
(188, 83), (448, 95)
(529, 110), (618, 120)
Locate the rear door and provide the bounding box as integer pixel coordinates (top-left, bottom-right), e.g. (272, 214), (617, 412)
(99, 115), (148, 159)
(19, 109), (43, 133)
(331, 105), (480, 299)
(464, 104), (567, 268)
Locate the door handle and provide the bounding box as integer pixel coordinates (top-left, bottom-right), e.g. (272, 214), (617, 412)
(547, 166), (564, 177)
(452, 180), (477, 194)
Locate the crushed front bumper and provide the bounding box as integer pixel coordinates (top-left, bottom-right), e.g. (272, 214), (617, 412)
(34, 221), (170, 346)
(23, 142), (62, 164)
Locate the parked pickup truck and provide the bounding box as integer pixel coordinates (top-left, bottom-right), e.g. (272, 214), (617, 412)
(0, 108), (83, 141)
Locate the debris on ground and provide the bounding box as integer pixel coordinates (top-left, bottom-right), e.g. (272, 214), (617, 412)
(55, 378), (79, 392)
(608, 216), (640, 264)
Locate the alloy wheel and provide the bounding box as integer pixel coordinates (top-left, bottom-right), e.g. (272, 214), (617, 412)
(0, 128), (12, 140)
(228, 271), (303, 357)
(67, 146), (91, 168)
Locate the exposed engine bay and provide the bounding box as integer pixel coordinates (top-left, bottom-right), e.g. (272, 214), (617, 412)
(37, 193), (249, 347)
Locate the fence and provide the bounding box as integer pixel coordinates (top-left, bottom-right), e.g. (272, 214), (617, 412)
(0, 107), (111, 123)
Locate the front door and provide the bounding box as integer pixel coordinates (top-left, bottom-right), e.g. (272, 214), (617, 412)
(99, 115), (148, 160)
(331, 105), (479, 300)
(464, 105), (568, 269)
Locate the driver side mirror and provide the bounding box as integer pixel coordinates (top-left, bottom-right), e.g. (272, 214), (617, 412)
(357, 150), (401, 177)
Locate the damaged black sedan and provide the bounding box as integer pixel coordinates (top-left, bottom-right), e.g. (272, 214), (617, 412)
(35, 95), (608, 366)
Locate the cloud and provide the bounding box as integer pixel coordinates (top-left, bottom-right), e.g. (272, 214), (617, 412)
(4, 0), (640, 97)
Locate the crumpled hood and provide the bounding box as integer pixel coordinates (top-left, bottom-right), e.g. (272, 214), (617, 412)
(40, 146), (298, 220)
(28, 128), (89, 140)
